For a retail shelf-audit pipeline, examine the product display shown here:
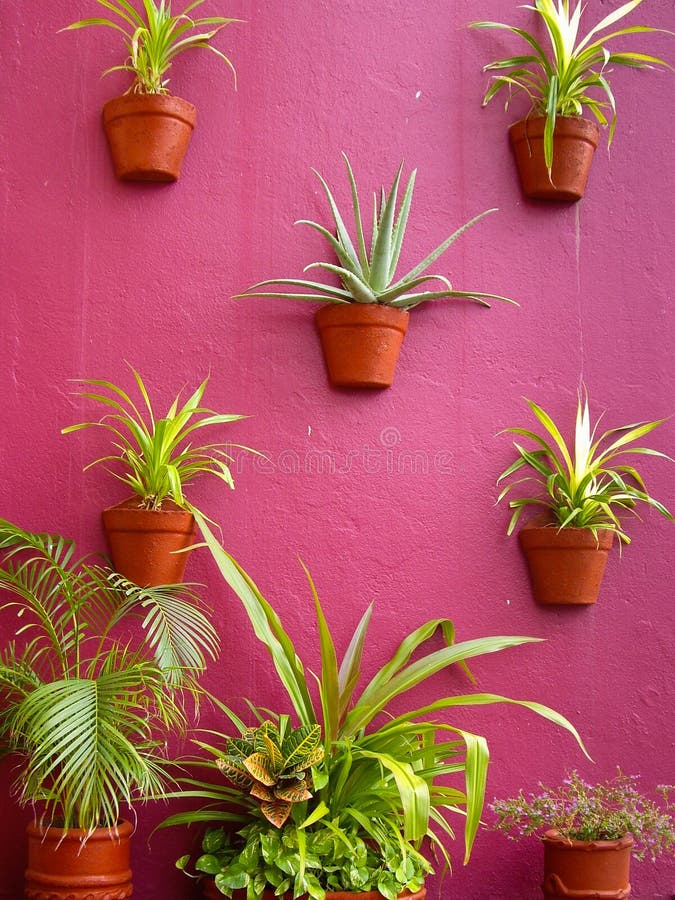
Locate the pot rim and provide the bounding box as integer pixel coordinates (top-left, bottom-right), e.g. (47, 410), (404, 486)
(27, 818), (134, 842)
(543, 828), (635, 852)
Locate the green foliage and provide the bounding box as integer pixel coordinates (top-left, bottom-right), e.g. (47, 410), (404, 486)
(497, 391), (672, 542)
(195, 819), (430, 900)
(162, 515), (588, 895)
(471, 0), (671, 169)
(491, 770), (675, 862)
(62, 0), (240, 94)
(62, 366), (260, 513)
(236, 153), (517, 311)
(217, 718), (324, 827)
(0, 518), (219, 835)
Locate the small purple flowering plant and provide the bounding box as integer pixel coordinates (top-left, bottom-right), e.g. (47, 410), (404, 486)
(490, 770), (675, 862)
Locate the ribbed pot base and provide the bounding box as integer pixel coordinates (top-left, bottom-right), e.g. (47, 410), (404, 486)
(25, 820), (133, 899)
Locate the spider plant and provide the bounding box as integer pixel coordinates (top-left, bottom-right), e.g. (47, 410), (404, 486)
(62, 366), (260, 513)
(497, 391), (673, 541)
(235, 153), (517, 311)
(158, 515), (587, 898)
(62, 0), (240, 94)
(471, 0), (671, 170)
(0, 518), (219, 835)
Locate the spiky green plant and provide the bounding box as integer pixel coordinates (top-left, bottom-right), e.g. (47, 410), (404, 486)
(236, 154), (516, 311)
(62, 366), (260, 513)
(61, 0), (240, 94)
(497, 391), (673, 541)
(471, 0), (671, 171)
(159, 516), (587, 897)
(0, 519), (219, 835)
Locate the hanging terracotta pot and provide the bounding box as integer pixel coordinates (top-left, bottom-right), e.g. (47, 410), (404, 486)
(315, 304), (409, 389)
(518, 514), (614, 606)
(509, 115), (600, 202)
(102, 497), (196, 587)
(102, 93), (197, 182)
(203, 882), (425, 900)
(25, 819), (133, 899)
(542, 829), (633, 899)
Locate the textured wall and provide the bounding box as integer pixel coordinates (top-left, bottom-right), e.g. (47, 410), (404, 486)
(1, 0), (673, 897)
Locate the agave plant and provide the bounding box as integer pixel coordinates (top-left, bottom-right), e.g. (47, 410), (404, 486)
(215, 718), (323, 827)
(62, 0), (240, 94)
(236, 153), (516, 311)
(160, 515), (587, 898)
(497, 391), (673, 541)
(471, 0), (671, 169)
(62, 366), (259, 513)
(0, 518), (219, 835)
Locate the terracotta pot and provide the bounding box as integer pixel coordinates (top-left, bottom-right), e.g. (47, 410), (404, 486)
(315, 304), (409, 389)
(542, 829), (633, 898)
(518, 515), (614, 606)
(25, 819), (133, 899)
(204, 883), (425, 900)
(509, 116), (600, 201)
(102, 93), (197, 182)
(102, 497), (196, 587)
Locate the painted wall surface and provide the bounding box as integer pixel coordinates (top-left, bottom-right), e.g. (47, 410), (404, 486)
(1, 0), (673, 897)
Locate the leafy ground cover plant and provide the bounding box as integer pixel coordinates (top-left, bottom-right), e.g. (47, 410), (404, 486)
(62, 0), (239, 94)
(491, 770), (675, 862)
(0, 518), (218, 834)
(471, 0), (671, 170)
(158, 515), (588, 898)
(236, 153), (517, 311)
(62, 367), (260, 515)
(497, 391), (672, 542)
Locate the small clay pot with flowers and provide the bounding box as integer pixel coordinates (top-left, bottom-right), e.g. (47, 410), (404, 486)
(491, 771), (675, 899)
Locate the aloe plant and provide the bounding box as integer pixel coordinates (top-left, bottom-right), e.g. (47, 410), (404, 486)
(497, 391), (673, 541)
(62, 0), (240, 94)
(160, 515), (588, 898)
(236, 154), (516, 311)
(471, 0), (671, 171)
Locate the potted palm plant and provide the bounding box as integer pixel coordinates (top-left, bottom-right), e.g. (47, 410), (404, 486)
(471, 0), (671, 200)
(61, 0), (240, 181)
(157, 517), (588, 898)
(0, 517), (219, 898)
(235, 153), (517, 389)
(62, 366), (260, 586)
(497, 391), (672, 605)
(491, 771), (675, 898)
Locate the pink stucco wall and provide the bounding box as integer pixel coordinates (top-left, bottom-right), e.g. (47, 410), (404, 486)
(1, 0), (673, 897)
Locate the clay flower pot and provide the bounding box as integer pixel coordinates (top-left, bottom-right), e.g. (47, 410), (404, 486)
(102, 93), (197, 182)
(203, 883), (425, 900)
(518, 514), (614, 606)
(25, 819), (133, 899)
(509, 115), (600, 201)
(102, 498), (196, 587)
(315, 304), (410, 389)
(542, 829), (634, 899)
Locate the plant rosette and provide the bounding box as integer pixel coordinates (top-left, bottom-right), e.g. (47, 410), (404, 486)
(235, 153), (516, 389)
(471, 0), (671, 200)
(62, 366), (260, 586)
(497, 390), (672, 606)
(61, 0), (240, 181)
